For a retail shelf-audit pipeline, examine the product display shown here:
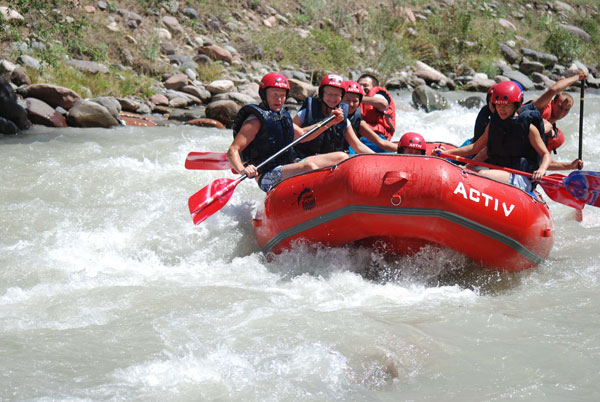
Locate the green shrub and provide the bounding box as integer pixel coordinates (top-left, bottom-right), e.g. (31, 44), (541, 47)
(544, 26), (583, 65)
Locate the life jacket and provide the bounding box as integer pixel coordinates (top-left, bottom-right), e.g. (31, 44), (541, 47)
(359, 86), (396, 140)
(541, 102), (552, 120)
(520, 101), (563, 153)
(231, 104), (295, 173)
(346, 107), (362, 152)
(487, 110), (542, 174)
(294, 97), (349, 158)
(473, 104), (492, 143)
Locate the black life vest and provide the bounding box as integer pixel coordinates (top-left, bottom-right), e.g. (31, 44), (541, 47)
(231, 104), (295, 173)
(294, 97), (349, 158)
(518, 102), (548, 146)
(487, 110), (543, 173)
(346, 107), (362, 152)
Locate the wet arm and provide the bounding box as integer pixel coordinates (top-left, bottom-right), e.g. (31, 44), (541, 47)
(358, 121), (397, 152)
(345, 125), (375, 154)
(227, 118), (260, 176)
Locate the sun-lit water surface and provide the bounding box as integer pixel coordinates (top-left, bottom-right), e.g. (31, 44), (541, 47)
(1, 91), (600, 401)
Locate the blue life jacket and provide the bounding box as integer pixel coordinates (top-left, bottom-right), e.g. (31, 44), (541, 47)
(294, 97), (349, 158)
(487, 109), (543, 173)
(232, 104), (295, 173)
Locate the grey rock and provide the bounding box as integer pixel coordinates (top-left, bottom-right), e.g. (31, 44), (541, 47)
(169, 97), (189, 108)
(519, 59), (544, 75)
(561, 24), (591, 42)
(17, 55), (41, 70)
(10, 67), (30, 86)
(211, 92), (257, 106)
(25, 97), (67, 127)
(97, 1), (108, 11)
(205, 100), (240, 127)
(458, 96), (485, 109)
(500, 43), (520, 64)
(25, 84), (81, 109)
(182, 7), (198, 19)
(502, 70), (535, 90)
(411, 85), (449, 112)
(67, 99), (120, 128)
(194, 54), (212, 64)
(521, 47), (558, 67)
(169, 106), (205, 122)
(117, 97), (140, 112)
(89, 96), (122, 120)
(0, 59), (17, 73)
(67, 59), (109, 74)
(530, 73), (555, 88)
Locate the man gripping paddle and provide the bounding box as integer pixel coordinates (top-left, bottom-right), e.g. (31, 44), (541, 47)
(227, 73), (345, 193)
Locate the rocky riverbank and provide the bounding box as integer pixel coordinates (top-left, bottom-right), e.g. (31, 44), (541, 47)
(1, 1), (599, 133)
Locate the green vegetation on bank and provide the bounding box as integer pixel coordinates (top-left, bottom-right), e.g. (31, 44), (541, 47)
(1, 0), (599, 98)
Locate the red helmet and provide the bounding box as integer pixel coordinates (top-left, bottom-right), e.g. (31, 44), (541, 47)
(318, 74), (345, 99)
(547, 126), (565, 152)
(492, 81), (523, 105)
(259, 73), (290, 103)
(399, 132), (426, 154)
(486, 83), (498, 103)
(344, 80), (363, 102)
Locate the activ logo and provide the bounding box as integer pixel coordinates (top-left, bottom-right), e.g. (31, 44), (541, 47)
(453, 182), (515, 217)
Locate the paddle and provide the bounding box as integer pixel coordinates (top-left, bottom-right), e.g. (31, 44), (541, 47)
(188, 114), (336, 225)
(436, 152), (588, 210)
(578, 79), (585, 167)
(185, 152), (230, 170)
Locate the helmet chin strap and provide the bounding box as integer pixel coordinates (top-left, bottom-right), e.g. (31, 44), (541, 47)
(321, 99), (339, 113)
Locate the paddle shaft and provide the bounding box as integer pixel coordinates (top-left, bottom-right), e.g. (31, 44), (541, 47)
(247, 114), (336, 176)
(437, 152), (560, 184)
(188, 114), (336, 220)
(578, 80), (585, 165)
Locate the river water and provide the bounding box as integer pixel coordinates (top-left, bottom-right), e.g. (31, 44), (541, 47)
(2, 91), (600, 401)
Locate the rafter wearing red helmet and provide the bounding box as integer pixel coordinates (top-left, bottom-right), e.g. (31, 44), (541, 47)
(293, 74), (374, 159)
(343, 80), (398, 153)
(434, 80), (550, 193)
(227, 72), (347, 192)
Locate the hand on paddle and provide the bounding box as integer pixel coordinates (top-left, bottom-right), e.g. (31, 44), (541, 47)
(239, 164), (259, 178)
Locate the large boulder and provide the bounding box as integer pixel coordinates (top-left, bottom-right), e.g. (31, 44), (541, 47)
(25, 98), (67, 127)
(411, 85), (449, 112)
(207, 79), (235, 95)
(205, 100), (240, 127)
(25, 84), (81, 109)
(502, 70), (535, 90)
(66, 99), (120, 128)
(288, 78), (316, 102)
(89, 96), (122, 121)
(0, 76), (31, 133)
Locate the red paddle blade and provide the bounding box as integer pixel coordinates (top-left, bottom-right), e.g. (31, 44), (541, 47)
(185, 152), (231, 170)
(188, 177), (241, 225)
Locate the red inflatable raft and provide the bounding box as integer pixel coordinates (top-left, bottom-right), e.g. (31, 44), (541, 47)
(253, 153), (555, 272)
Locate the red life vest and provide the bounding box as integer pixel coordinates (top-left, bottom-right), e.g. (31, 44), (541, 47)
(359, 86), (396, 140)
(541, 102), (564, 152)
(541, 102), (552, 120)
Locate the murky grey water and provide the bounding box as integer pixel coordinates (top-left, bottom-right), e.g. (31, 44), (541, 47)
(1, 91), (599, 401)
